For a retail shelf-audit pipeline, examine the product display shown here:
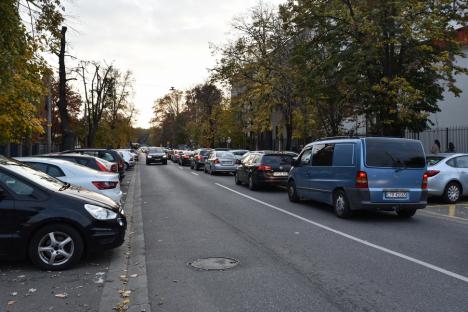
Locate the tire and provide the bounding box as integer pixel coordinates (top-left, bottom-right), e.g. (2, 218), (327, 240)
(235, 172), (242, 185)
(210, 166), (215, 175)
(443, 181), (462, 204)
(248, 175), (257, 190)
(29, 223), (84, 271)
(396, 207), (417, 218)
(163, 161), (167, 165)
(146, 161), (150, 165)
(190, 163), (194, 170)
(204, 166), (208, 174)
(333, 190), (352, 218)
(124, 162), (129, 170)
(288, 180), (300, 202)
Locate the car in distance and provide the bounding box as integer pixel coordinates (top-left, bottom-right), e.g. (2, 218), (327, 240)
(17, 157), (123, 204)
(40, 153), (118, 173)
(62, 149), (126, 181)
(178, 150), (194, 166)
(230, 149), (249, 160)
(190, 148), (212, 170)
(146, 147), (168, 165)
(205, 151), (237, 175)
(116, 149), (136, 170)
(235, 152), (294, 190)
(0, 158), (126, 270)
(426, 153), (468, 203)
(288, 137), (428, 218)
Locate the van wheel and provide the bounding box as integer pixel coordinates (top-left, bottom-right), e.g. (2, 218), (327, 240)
(333, 190), (352, 218)
(288, 181), (299, 202)
(396, 208), (417, 218)
(29, 224), (84, 271)
(443, 182), (461, 204)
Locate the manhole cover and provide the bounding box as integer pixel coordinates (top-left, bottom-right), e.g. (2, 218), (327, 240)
(189, 257), (239, 270)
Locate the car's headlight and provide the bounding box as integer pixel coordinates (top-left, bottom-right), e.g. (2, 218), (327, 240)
(147, 155), (152, 158)
(84, 204), (117, 220)
(163, 155), (167, 158)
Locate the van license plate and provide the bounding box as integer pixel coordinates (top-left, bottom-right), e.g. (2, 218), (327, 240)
(385, 191), (408, 199)
(273, 172), (288, 176)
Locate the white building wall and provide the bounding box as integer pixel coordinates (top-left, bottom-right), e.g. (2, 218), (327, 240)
(429, 46), (468, 128)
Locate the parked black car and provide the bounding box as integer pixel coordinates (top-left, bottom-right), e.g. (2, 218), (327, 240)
(190, 148), (211, 170)
(146, 147), (168, 165)
(0, 157), (126, 270)
(62, 149), (125, 180)
(235, 152), (294, 190)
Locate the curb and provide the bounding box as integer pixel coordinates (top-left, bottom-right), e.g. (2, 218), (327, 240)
(99, 164), (151, 312)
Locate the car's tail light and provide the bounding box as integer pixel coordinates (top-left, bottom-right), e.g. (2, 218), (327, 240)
(422, 172), (429, 190)
(426, 170), (440, 177)
(96, 160), (108, 172)
(355, 171), (368, 188)
(183, 155), (190, 159)
(118, 160), (124, 170)
(110, 164), (117, 172)
(92, 181), (118, 190)
(213, 159), (220, 164)
(196, 155), (202, 161)
(257, 165), (272, 171)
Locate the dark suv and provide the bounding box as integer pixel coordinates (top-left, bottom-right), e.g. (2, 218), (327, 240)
(62, 149), (125, 180)
(235, 152), (294, 190)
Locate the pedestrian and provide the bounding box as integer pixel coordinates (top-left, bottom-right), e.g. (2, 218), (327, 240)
(430, 140), (441, 154)
(446, 142), (456, 153)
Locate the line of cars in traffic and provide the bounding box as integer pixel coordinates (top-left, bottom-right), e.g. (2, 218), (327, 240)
(0, 148), (138, 270)
(146, 137), (468, 219)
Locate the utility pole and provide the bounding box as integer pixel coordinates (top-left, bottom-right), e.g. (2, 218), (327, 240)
(46, 76), (52, 153)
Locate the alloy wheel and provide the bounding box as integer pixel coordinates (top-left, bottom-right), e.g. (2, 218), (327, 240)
(447, 184), (460, 202)
(38, 231), (74, 266)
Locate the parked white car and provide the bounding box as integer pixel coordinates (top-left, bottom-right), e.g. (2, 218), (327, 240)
(116, 150), (136, 169)
(16, 157), (123, 203)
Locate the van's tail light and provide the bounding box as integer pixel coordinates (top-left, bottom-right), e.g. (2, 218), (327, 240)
(110, 164), (117, 172)
(426, 170), (440, 177)
(355, 171), (368, 188)
(213, 159), (220, 164)
(96, 160), (108, 172)
(422, 172), (429, 190)
(257, 165), (272, 171)
(92, 181), (118, 190)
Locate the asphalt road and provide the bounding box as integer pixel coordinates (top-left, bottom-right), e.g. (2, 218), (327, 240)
(141, 160), (468, 312)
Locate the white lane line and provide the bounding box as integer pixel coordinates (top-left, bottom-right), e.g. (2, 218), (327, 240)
(191, 172), (199, 176)
(178, 167), (184, 170)
(215, 182), (468, 284)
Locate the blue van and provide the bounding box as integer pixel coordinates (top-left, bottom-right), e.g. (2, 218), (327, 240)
(288, 137), (428, 218)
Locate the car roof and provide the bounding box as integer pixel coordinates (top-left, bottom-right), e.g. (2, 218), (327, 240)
(305, 136), (421, 148)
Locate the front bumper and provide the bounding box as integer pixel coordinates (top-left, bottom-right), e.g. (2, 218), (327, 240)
(86, 216), (127, 252)
(346, 188), (427, 211)
(147, 157), (167, 163)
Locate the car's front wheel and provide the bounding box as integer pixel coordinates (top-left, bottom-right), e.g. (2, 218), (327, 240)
(288, 180), (299, 202)
(248, 175), (257, 190)
(29, 224), (84, 271)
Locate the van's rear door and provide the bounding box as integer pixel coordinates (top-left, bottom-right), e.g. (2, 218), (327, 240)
(364, 138), (426, 203)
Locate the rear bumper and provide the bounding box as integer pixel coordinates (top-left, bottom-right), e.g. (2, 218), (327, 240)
(213, 165), (236, 172)
(256, 175), (288, 186)
(346, 188), (427, 211)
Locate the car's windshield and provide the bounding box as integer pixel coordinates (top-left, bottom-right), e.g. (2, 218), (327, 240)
(3, 163), (65, 190)
(365, 138), (425, 168)
(149, 147), (164, 153)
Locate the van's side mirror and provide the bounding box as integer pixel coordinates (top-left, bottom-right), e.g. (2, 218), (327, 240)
(292, 157), (299, 167)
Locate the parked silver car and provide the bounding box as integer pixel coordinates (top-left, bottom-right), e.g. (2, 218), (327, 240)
(427, 153), (468, 203)
(204, 151), (236, 175)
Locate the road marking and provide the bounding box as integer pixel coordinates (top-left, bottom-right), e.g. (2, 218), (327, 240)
(449, 205), (456, 217)
(191, 172), (199, 176)
(178, 167), (184, 170)
(215, 182), (468, 284)
(421, 210), (468, 223)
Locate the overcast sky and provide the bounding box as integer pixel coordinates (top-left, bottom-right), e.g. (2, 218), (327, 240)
(64, 0), (284, 128)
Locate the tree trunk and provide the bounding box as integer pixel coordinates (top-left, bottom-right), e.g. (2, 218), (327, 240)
(58, 26), (75, 151)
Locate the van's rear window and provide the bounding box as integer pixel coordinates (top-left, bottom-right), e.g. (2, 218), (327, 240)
(365, 138), (425, 168)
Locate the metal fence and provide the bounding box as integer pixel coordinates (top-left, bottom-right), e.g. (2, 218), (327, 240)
(405, 127), (468, 154)
(0, 143), (61, 157)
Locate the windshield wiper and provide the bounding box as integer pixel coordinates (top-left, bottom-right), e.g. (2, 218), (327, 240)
(59, 182), (71, 191)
